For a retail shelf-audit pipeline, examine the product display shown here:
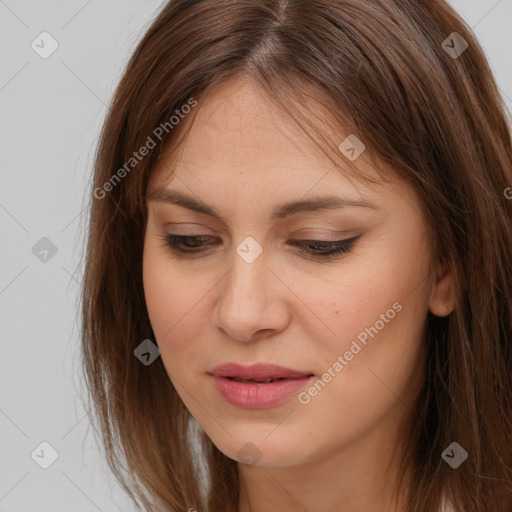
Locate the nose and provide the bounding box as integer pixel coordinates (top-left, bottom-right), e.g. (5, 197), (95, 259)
(212, 247), (290, 343)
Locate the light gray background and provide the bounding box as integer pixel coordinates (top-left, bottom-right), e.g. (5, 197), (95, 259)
(1, 1), (511, 510)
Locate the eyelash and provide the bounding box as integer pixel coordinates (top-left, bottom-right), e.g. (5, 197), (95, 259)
(159, 234), (359, 260)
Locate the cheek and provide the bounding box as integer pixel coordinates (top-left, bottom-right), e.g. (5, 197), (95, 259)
(299, 245), (426, 359)
(300, 256), (428, 418)
(142, 239), (221, 393)
(301, 243), (429, 402)
(289, 283), (427, 457)
(142, 243), (198, 349)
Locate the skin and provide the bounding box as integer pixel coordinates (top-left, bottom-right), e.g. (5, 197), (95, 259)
(142, 77), (455, 512)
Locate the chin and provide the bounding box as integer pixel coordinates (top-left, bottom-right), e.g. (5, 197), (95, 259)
(210, 431), (313, 468)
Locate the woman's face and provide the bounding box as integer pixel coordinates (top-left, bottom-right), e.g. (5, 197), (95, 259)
(142, 77), (448, 469)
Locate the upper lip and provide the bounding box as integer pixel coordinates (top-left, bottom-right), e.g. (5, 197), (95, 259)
(208, 363), (314, 380)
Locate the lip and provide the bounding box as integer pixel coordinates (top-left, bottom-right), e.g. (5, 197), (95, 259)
(208, 363), (314, 409)
(209, 362), (313, 380)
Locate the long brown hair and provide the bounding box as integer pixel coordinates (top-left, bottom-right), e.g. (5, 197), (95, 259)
(79, 1), (512, 510)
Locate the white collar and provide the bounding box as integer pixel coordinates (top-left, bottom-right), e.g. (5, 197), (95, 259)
(440, 494), (456, 512)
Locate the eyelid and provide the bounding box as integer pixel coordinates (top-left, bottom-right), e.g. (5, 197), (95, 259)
(164, 223), (356, 238)
(163, 222), (222, 235)
(293, 230), (356, 239)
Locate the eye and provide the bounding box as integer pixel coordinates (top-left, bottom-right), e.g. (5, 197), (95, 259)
(159, 234), (359, 260)
(161, 234), (218, 254)
(287, 237), (359, 259)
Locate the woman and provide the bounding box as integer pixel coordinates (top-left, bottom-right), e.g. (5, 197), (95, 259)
(80, 1), (512, 511)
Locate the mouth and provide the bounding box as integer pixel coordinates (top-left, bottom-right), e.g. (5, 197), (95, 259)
(208, 362), (314, 381)
(224, 376), (299, 384)
(208, 363), (315, 409)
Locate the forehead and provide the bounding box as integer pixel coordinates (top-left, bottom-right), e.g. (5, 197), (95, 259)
(148, 77), (385, 196)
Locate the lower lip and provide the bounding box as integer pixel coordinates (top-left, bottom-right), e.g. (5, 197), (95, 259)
(211, 375), (313, 409)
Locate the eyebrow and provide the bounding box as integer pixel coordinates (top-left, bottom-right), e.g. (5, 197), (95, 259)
(145, 188), (381, 223)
